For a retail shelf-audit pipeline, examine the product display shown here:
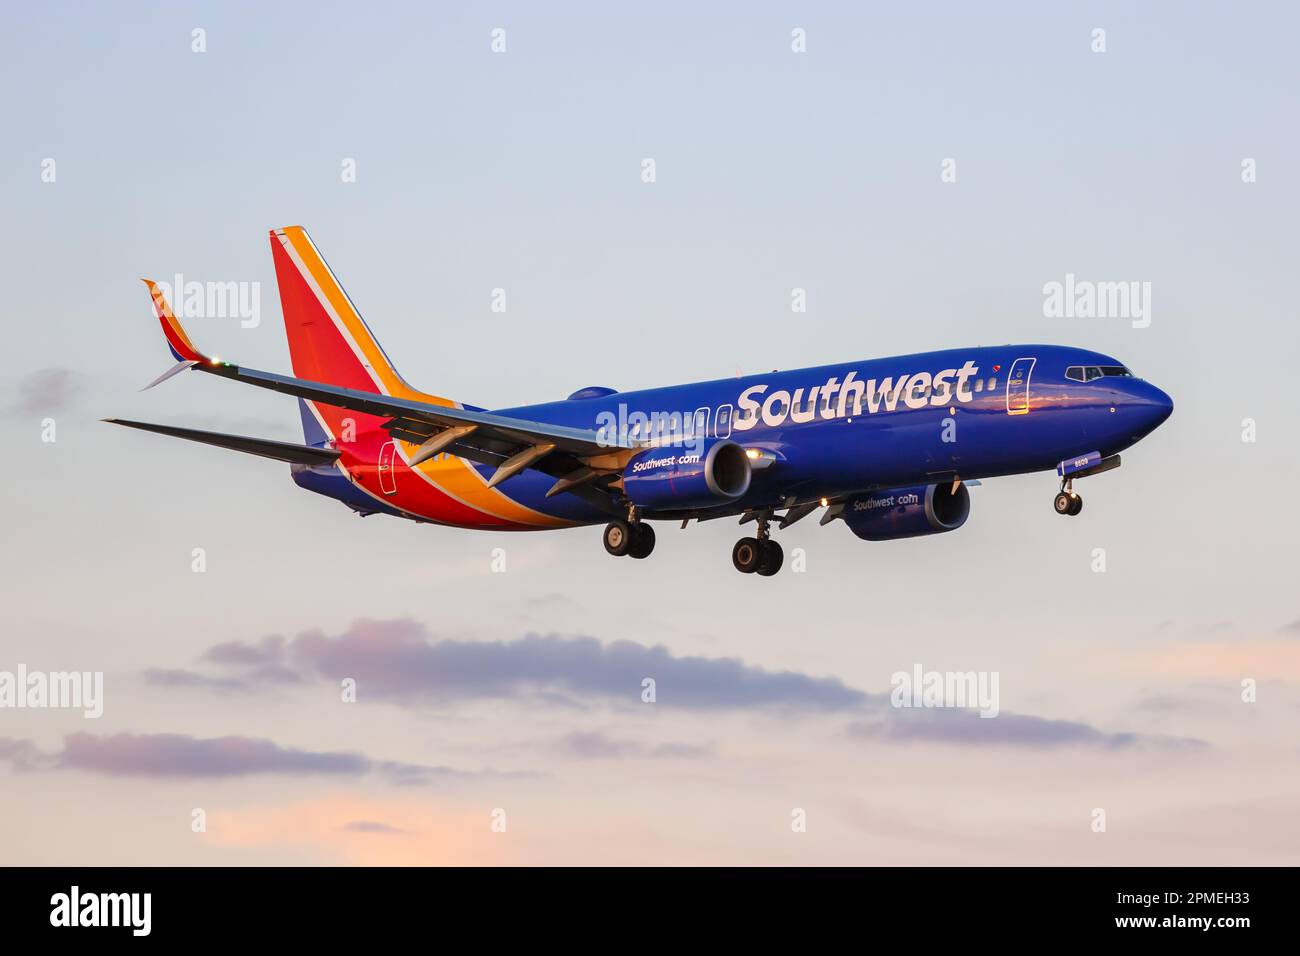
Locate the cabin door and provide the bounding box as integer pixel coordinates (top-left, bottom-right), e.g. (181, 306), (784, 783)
(378, 441), (398, 494)
(1006, 357), (1035, 416)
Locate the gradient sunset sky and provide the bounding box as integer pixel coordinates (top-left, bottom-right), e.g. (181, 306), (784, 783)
(2, 1), (1298, 864)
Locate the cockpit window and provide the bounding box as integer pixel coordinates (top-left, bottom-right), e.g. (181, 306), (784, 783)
(1066, 364), (1131, 382)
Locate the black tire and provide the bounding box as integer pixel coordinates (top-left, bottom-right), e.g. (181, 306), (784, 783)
(732, 537), (762, 574)
(1068, 494), (1083, 516)
(603, 520), (632, 557)
(1053, 492), (1073, 515)
(756, 539), (784, 576)
(628, 523), (656, 559)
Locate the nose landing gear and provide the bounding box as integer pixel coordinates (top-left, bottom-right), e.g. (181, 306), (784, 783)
(733, 511), (784, 576)
(1053, 479), (1083, 516)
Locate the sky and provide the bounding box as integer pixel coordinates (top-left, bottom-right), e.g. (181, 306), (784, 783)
(1, 1), (1298, 865)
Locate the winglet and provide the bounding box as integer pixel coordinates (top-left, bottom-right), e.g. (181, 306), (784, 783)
(142, 278), (211, 364)
(140, 359), (199, 391)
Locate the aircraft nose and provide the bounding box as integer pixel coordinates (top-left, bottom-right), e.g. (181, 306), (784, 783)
(1145, 383), (1174, 424)
(1130, 381), (1174, 433)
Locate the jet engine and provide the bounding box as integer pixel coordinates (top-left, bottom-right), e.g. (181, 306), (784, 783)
(842, 482), (970, 541)
(622, 439), (752, 511)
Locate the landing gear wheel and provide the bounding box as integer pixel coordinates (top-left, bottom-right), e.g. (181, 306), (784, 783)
(628, 523), (656, 559)
(1053, 492), (1083, 516)
(756, 539), (784, 576)
(603, 520), (633, 556)
(732, 537), (762, 574)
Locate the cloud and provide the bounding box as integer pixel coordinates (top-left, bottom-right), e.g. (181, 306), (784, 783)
(847, 710), (1205, 750)
(9, 367), (81, 416)
(553, 731), (713, 760)
(1282, 619), (1300, 636)
(142, 664), (301, 691)
(0, 732), (521, 783)
(139, 618), (1202, 750)
(0, 738), (49, 771)
(59, 732), (368, 777)
(203, 635), (287, 666)
(144, 635), (299, 692)
(162, 618), (871, 712)
(339, 820), (406, 834)
(141, 669), (251, 692)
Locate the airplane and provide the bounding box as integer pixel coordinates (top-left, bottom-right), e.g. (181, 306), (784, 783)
(107, 226), (1174, 577)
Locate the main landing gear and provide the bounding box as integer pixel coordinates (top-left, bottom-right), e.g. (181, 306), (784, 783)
(603, 507), (787, 575)
(733, 512), (783, 576)
(603, 516), (656, 559)
(1053, 478), (1083, 516)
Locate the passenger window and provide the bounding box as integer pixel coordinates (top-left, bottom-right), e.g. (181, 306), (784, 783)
(715, 404), (733, 438)
(974, 378), (984, 393)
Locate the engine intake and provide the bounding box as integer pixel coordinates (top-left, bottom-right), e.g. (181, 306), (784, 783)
(623, 438), (752, 511)
(843, 482), (970, 541)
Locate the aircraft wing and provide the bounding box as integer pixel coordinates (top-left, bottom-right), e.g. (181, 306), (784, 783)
(140, 279), (633, 492)
(211, 364), (626, 458)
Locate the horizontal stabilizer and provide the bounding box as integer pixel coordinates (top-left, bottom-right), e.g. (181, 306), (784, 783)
(103, 419), (341, 466)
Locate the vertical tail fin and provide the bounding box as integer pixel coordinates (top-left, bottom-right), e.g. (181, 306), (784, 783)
(268, 226), (453, 441)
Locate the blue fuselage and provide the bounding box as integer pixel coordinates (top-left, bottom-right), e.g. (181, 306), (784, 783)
(468, 343), (1173, 523)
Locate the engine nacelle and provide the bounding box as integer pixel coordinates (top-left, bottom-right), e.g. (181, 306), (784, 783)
(843, 482), (970, 541)
(622, 439), (752, 511)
